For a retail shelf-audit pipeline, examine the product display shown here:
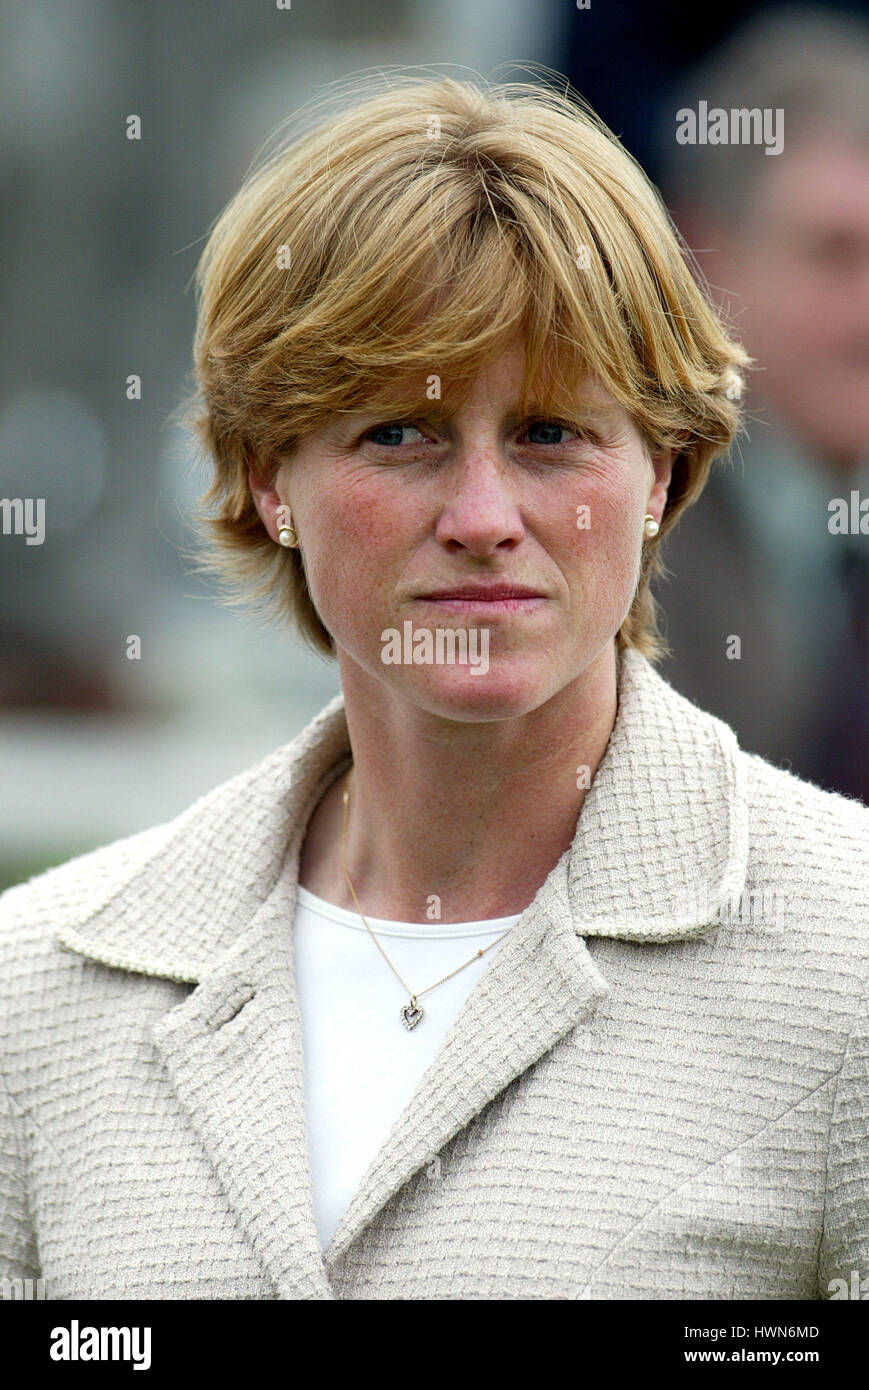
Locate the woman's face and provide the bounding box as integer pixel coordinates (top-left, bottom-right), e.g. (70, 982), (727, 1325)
(257, 336), (672, 721)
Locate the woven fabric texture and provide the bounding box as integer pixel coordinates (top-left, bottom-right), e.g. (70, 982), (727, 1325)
(1, 647), (867, 1300)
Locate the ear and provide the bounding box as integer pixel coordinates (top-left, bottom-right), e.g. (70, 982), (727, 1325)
(647, 447), (674, 525)
(248, 462), (290, 544)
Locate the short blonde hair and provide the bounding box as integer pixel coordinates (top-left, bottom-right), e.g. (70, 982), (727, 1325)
(182, 71), (750, 661)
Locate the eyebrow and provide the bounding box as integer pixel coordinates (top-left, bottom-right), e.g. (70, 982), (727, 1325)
(335, 400), (620, 429)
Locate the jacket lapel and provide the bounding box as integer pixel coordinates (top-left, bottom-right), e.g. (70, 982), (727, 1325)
(55, 693), (353, 1299)
(147, 873), (332, 1299)
(53, 649), (748, 1290)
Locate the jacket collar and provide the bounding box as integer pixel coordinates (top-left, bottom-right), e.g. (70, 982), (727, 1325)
(53, 647), (748, 1291)
(55, 644), (748, 976)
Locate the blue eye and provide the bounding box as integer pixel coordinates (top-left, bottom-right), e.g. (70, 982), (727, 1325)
(361, 418), (587, 453)
(363, 422), (426, 448)
(522, 420), (579, 446)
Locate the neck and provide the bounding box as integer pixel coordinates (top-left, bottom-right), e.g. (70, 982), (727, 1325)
(304, 643), (619, 925)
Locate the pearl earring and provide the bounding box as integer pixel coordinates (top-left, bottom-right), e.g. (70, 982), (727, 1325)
(643, 514), (659, 539)
(277, 515), (299, 548)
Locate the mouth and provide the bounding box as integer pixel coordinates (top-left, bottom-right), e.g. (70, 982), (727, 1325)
(422, 584), (544, 599)
(414, 584), (547, 613)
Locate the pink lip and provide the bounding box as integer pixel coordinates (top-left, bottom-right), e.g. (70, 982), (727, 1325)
(415, 587), (547, 615)
(419, 586), (545, 601)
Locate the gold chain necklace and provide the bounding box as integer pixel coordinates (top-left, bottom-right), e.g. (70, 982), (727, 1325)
(340, 773), (513, 1031)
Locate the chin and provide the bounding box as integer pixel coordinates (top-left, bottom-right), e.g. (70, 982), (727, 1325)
(399, 661), (566, 722)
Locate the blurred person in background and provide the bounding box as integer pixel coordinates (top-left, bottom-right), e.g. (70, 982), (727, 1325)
(655, 6), (869, 802)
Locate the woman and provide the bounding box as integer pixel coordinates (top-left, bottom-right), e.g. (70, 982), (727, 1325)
(1, 74), (867, 1302)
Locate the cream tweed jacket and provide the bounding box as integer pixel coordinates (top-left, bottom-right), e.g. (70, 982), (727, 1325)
(1, 648), (867, 1301)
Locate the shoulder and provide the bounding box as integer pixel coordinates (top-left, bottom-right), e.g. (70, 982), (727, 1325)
(0, 822), (165, 977)
(739, 746), (868, 871)
(735, 746), (869, 969)
(630, 652), (868, 966)
(0, 691), (351, 1016)
(636, 650), (868, 893)
(0, 736), (299, 968)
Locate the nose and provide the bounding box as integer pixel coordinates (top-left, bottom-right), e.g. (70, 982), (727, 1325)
(434, 446), (525, 556)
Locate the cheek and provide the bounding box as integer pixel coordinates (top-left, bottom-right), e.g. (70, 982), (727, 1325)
(568, 473), (645, 585)
(300, 482), (406, 631)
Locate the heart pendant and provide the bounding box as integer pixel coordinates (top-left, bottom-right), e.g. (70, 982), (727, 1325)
(400, 1000), (424, 1030)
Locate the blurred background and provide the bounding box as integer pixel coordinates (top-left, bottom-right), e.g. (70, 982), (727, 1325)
(2, 0), (868, 891)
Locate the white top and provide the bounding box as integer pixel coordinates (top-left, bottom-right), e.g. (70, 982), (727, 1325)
(291, 883), (520, 1252)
